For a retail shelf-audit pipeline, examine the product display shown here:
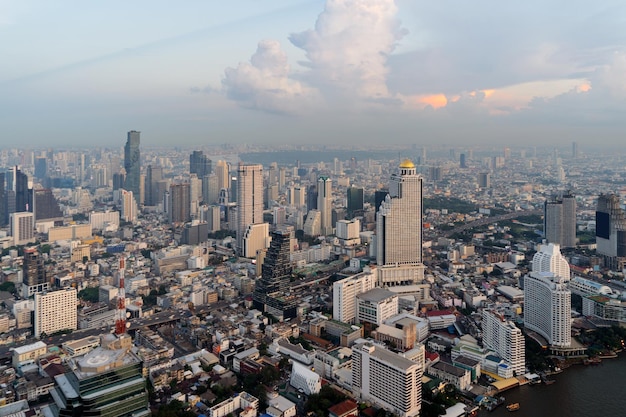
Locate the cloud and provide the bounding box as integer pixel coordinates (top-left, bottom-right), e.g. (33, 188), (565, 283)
(222, 40), (318, 114)
(289, 0), (406, 99)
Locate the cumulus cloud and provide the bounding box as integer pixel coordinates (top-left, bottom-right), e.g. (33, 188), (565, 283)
(222, 40), (318, 114)
(289, 0), (406, 99)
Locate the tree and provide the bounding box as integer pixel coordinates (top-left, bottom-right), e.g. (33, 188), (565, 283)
(78, 287), (100, 303)
(0, 282), (16, 294)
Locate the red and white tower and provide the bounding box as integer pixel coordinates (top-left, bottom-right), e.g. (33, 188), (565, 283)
(115, 257), (127, 335)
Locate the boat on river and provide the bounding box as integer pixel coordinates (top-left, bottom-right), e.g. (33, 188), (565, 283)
(506, 403), (520, 412)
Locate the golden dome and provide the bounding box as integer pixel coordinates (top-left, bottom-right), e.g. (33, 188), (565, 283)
(399, 159), (415, 169)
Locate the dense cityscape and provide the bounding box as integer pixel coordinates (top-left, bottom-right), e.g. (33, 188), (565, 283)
(0, 136), (625, 417)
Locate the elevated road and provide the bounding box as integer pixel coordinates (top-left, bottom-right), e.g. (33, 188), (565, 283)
(443, 209), (542, 238)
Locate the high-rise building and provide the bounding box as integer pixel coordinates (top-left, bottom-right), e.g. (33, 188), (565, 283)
(33, 189), (63, 222)
(523, 271), (571, 348)
(242, 222), (270, 258)
(168, 183), (191, 224)
(532, 243), (570, 279)
(203, 173), (220, 205)
(478, 172), (491, 189)
(307, 184), (318, 211)
(35, 157), (48, 180)
(460, 153), (467, 168)
(595, 194), (626, 269)
(215, 160), (230, 191)
(10, 212), (35, 246)
(7, 166), (32, 215)
(333, 268), (377, 324)
(34, 288), (77, 338)
(120, 189), (138, 223)
(112, 172), (125, 191)
(352, 341), (422, 417)
(145, 165), (163, 206)
(123, 131), (141, 205)
(376, 159), (424, 286)
(189, 150), (212, 178)
(317, 176), (332, 235)
(572, 141), (579, 158)
(0, 172), (5, 226)
(253, 227), (295, 318)
(47, 334), (150, 417)
(236, 163), (263, 255)
(482, 308), (525, 376)
(22, 246), (49, 298)
(347, 186), (364, 218)
(544, 192), (576, 248)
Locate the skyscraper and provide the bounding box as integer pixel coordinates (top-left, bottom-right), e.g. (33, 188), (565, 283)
(123, 131), (141, 205)
(595, 194), (626, 269)
(0, 172), (6, 226)
(190, 150), (212, 178)
(253, 227), (296, 318)
(236, 163), (263, 255)
(523, 271), (571, 348)
(317, 176), (332, 235)
(145, 165), (163, 206)
(532, 243), (570, 279)
(376, 159), (424, 286)
(168, 183), (191, 224)
(347, 186), (364, 218)
(544, 192), (576, 248)
(215, 160), (230, 190)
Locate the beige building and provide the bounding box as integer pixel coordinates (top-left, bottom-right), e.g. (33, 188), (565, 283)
(48, 224), (92, 242)
(34, 289), (77, 338)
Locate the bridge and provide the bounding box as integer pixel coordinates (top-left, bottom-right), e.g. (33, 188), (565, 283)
(443, 209), (542, 238)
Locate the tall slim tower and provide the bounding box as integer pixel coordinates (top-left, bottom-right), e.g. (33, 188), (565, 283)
(190, 150), (212, 178)
(168, 183), (191, 224)
(544, 192), (576, 248)
(236, 163), (263, 255)
(215, 160), (230, 190)
(317, 176), (332, 235)
(124, 131), (141, 205)
(376, 159), (424, 286)
(115, 258), (127, 335)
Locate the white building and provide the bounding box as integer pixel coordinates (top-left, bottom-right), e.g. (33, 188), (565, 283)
(352, 341), (422, 417)
(336, 219), (361, 246)
(356, 288), (398, 325)
(34, 289), (77, 338)
(266, 393), (296, 417)
(303, 210), (321, 237)
(10, 212), (35, 246)
(290, 361), (322, 395)
(481, 309), (525, 376)
(531, 243), (570, 279)
(89, 210), (120, 231)
(242, 223), (270, 258)
(524, 271), (571, 347)
(120, 189), (138, 223)
(209, 392), (259, 417)
(333, 268), (377, 324)
(376, 159), (425, 286)
(236, 163), (263, 255)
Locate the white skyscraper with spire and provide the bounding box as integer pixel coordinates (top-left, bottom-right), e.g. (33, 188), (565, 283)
(376, 159), (425, 286)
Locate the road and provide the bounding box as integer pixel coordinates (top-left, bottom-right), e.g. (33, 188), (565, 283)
(443, 209), (542, 238)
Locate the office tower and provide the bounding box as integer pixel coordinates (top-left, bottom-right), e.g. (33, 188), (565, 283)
(374, 189), (388, 214)
(376, 159), (424, 286)
(168, 183), (191, 224)
(230, 175), (238, 203)
(189, 174), (202, 218)
(112, 172), (125, 191)
(303, 210), (321, 236)
(429, 166), (442, 182)
(120, 189), (138, 223)
(333, 158), (343, 176)
(9, 166), (32, 214)
(10, 212), (35, 246)
(523, 271), (571, 348)
(317, 176), (332, 235)
(47, 334), (149, 417)
(190, 150), (212, 178)
(478, 172), (491, 189)
(123, 130), (141, 204)
(460, 153), (467, 168)
(503, 147), (511, 159)
(278, 167), (286, 189)
(23, 247), (48, 295)
(290, 186), (306, 208)
(33, 188), (63, 222)
(572, 141), (579, 158)
(34, 288), (77, 338)
(356, 288), (398, 325)
(265, 183), (279, 208)
(544, 192), (577, 248)
(532, 243), (570, 279)
(347, 186), (364, 218)
(215, 160), (230, 190)
(181, 220), (209, 245)
(482, 308), (525, 376)
(273, 206), (286, 225)
(200, 205), (221, 233)
(236, 163), (263, 255)
(242, 222), (270, 258)
(307, 184), (318, 211)
(34, 157), (47, 180)
(145, 165), (163, 206)
(595, 194), (626, 269)
(0, 172), (6, 226)
(333, 269), (377, 323)
(352, 341), (422, 417)
(253, 227), (294, 316)
(203, 173), (220, 205)
(90, 210), (120, 231)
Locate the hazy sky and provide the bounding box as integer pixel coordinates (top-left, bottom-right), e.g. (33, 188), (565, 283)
(1, 0), (625, 148)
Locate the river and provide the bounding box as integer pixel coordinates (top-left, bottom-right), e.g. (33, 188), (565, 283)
(478, 353), (626, 417)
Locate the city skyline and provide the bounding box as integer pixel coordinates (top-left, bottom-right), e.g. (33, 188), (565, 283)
(1, 1), (625, 147)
